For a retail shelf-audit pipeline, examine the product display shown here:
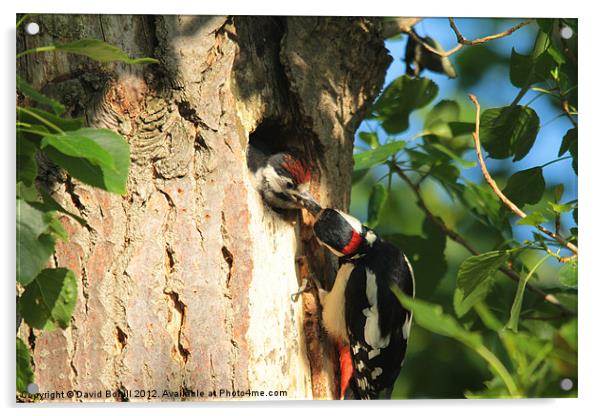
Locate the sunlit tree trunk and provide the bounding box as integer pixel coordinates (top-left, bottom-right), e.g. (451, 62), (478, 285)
(17, 15), (389, 401)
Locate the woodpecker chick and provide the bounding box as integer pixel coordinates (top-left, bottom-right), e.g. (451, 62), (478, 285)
(313, 209), (415, 400)
(247, 144), (321, 214)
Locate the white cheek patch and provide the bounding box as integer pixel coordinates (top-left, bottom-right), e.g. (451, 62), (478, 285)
(362, 269), (391, 350)
(261, 165), (285, 193)
(337, 210), (363, 234)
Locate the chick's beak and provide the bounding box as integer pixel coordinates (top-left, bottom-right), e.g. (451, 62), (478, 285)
(297, 191), (322, 215)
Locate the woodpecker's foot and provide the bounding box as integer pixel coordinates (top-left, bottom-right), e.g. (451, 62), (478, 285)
(291, 278), (310, 302)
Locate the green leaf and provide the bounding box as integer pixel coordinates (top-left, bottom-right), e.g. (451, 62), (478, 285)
(502, 167), (545, 208)
(558, 128), (577, 156)
(448, 121), (476, 137)
(453, 278), (495, 318)
(558, 319), (577, 351)
(516, 211), (549, 226)
(507, 254), (550, 332)
(16, 199), (56, 286)
(480, 106), (540, 161)
(424, 100), (461, 139)
(428, 143), (476, 168)
(370, 75), (438, 134)
(462, 181), (511, 234)
(353, 140), (405, 171)
(510, 48), (557, 88)
(16, 338), (34, 394)
(36, 189), (87, 226)
(358, 132), (379, 149)
(548, 201), (574, 214)
(457, 251), (509, 301)
(41, 132), (116, 171)
(43, 128), (130, 195)
(17, 107), (83, 132)
(366, 183), (387, 228)
(45, 215), (68, 242)
(16, 75), (65, 115)
(17, 181), (40, 202)
(19, 268), (78, 330)
(558, 259), (577, 288)
(425, 100), (460, 128)
(391, 287), (481, 346)
(537, 19), (555, 34)
(17, 135), (38, 186)
(54, 39), (159, 64)
(559, 128), (577, 175)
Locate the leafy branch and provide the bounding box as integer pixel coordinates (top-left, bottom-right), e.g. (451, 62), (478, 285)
(468, 94), (578, 257)
(389, 163), (573, 316)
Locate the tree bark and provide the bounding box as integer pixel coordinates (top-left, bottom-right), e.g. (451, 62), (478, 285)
(17, 15), (390, 401)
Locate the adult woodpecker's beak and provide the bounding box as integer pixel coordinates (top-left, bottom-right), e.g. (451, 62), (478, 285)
(298, 191), (322, 215)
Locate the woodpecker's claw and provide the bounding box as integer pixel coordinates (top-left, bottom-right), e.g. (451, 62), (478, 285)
(291, 278), (311, 302)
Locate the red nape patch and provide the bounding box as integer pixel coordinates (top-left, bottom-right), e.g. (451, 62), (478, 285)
(341, 230), (362, 256)
(282, 155), (311, 184)
(337, 341), (354, 400)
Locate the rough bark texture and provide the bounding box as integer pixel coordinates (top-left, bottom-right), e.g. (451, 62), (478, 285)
(17, 15), (390, 401)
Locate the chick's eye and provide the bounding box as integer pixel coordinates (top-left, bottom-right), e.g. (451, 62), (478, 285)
(286, 182), (295, 189)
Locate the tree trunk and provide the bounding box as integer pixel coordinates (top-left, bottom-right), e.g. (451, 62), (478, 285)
(17, 15), (389, 401)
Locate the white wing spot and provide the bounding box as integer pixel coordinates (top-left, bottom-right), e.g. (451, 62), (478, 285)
(402, 313), (413, 340)
(368, 348), (381, 359)
(356, 360), (366, 371)
(358, 377), (368, 389)
(371, 367), (383, 380)
(363, 269), (391, 349)
(352, 343), (361, 354)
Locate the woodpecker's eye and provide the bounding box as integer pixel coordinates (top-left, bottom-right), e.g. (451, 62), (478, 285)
(286, 182), (295, 190)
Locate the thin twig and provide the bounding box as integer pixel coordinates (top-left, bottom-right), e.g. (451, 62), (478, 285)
(405, 18), (534, 58)
(468, 94), (578, 256)
(389, 163), (574, 316)
(449, 18), (534, 46)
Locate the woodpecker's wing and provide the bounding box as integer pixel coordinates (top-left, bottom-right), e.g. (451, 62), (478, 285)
(344, 259), (410, 399)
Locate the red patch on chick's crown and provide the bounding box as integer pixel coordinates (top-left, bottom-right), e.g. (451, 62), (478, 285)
(341, 230), (362, 256)
(282, 154), (311, 184)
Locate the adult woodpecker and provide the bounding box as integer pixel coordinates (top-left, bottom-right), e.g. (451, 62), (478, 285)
(313, 208), (415, 400)
(247, 142), (321, 214)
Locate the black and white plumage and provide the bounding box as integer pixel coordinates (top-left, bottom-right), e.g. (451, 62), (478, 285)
(247, 143), (321, 214)
(313, 209), (415, 400)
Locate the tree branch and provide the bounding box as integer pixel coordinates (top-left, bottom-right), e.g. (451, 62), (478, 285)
(389, 163), (574, 316)
(405, 18), (534, 58)
(468, 94), (578, 256)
